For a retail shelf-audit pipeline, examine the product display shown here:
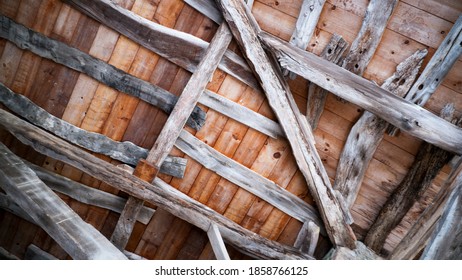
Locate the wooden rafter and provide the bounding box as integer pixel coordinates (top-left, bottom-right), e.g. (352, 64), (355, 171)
(0, 142), (127, 260)
(207, 223), (231, 260)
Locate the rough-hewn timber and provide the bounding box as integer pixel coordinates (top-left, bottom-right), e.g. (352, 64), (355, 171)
(216, 0), (356, 249)
(0, 83), (186, 178)
(207, 223), (231, 260)
(261, 32), (462, 155)
(0, 15), (205, 130)
(333, 49), (427, 209)
(325, 241), (382, 260)
(294, 221), (320, 256)
(365, 105), (459, 253)
(0, 109), (312, 260)
(0, 142), (127, 260)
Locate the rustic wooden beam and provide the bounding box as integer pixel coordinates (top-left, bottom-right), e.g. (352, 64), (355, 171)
(175, 130), (324, 230)
(333, 49), (427, 209)
(207, 223), (231, 260)
(261, 32), (462, 155)
(389, 157), (462, 260)
(24, 244), (58, 260)
(0, 15), (205, 130)
(421, 177), (462, 260)
(64, 0), (259, 90)
(364, 105), (459, 253)
(110, 196), (145, 250)
(388, 15), (462, 135)
(0, 109), (312, 260)
(294, 221), (320, 256)
(0, 142), (127, 260)
(0, 247), (19, 260)
(0, 83), (186, 178)
(325, 241), (382, 260)
(306, 34), (348, 128)
(285, 0), (326, 79)
(215, 0), (356, 249)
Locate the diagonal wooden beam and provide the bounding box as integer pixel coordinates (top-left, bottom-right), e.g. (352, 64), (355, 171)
(207, 223), (231, 260)
(0, 142), (127, 260)
(261, 32), (462, 155)
(0, 108), (312, 259)
(215, 0), (356, 249)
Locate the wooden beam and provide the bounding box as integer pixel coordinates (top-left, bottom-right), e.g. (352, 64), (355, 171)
(261, 32), (462, 155)
(325, 241), (382, 260)
(110, 196), (145, 250)
(147, 23), (233, 171)
(0, 142), (127, 260)
(364, 105), (459, 253)
(333, 49), (427, 209)
(207, 223), (231, 260)
(64, 0), (259, 90)
(0, 83), (186, 178)
(175, 130), (324, 230)
(24, 244), (58, 260)
(388, 15), (462, 135)
(294, 221), (320, 256)
(215, 0), (356, 249)
(0, 109), (312, 260)
(0, 247), (19, 260)
(389, 157), (462, 260)
(0, 15), (205, 130)
(285, 0), (326, 79)
(306, 34), (348, 128)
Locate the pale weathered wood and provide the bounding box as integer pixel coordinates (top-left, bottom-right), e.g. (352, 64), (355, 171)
(0, 142), (127, 260)
(207, 223), (231, 260)
(389, 157), (462, 260)
(0, 109), (312, 260)
(0, 193), (35, 224)
(365, 105), (459, 253)
(342, 0), (398, 75)
(294, 221), (320, 256)
(388, 15), (462, 135)
(147, 23), (233, 170)
(64, 0), (259, 90)
(110, 196), (145, 250)
(326, 241), (383, 260)
(334, 49), (428, 209)
(306, 34), (348, 128)
(261, 32), (462, 155)
(175, 130), (323, 230)
(286, 0), (326, 79)
(0, 15), (206, 130)
(0, 83), (187, 178)
(216, 0), (356, 249)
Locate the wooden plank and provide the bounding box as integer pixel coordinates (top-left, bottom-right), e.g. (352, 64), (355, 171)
(110, 196), (145, 250)
(0, 15), (205, 130)
(24, 244), (58, 260)
(64, 0), (259, 90)
(0, 84), (187, 178)
(261, 32), (462, 155)
(326, 241), (382, 260)
(294, 221), (320, 256)
(0, 109), (312, 260)
(0, 142), (127, 260)
(207, 223), (230, 260)
(216, 0), (356, 249)
(389, 157), (462, 260)
(333, 49), (427, 209)
(364, 105), (459, 253)
(388, 15), (462, 135)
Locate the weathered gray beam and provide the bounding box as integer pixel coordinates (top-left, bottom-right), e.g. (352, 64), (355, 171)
(0, 108), (312, 260)
(325, 241), (382, 260)
(24, 244), (58, 260)
(333, 49), (427, 209)
(294, 221), (320, 256)
(110, 196), (145, 250)
(215, 0), (356, 249)
(261, 32), (462, 155)
(364, 105), (459, 253)
(0, 15), (205, 130)
(0, 142), (127, 260)
(0, 247), (19, 260)
(389, 157), (462, 260)
(207, 223), (231, 260)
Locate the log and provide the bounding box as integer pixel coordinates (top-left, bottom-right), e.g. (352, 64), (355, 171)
(207, 223), (231, 260)
(306, 34), (348, 128)
(261, 32), (462, 155)
(215, 0), (356, 249)
(388, 15), (462, 135)
(0, 108), (312, 260)
(364, 105), (459, 253)
(0, 15), (205, 130)
(333, 49), (427, 209)
(0, 83), (186, 178)
(0, 142), (127, 260)
(64, 0), (259, 90)
(389, 157), (462, 260)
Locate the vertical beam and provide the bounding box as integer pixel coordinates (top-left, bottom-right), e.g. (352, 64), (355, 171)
(294, 221), (320, 256)
(0, 143), (127, 260)
(207, 223), (231, 260)
(333, 49), (427, 209)
(215, 0), (356, 249)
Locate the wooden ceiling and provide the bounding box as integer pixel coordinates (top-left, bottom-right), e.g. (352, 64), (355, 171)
(0, 0), (461, 260)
